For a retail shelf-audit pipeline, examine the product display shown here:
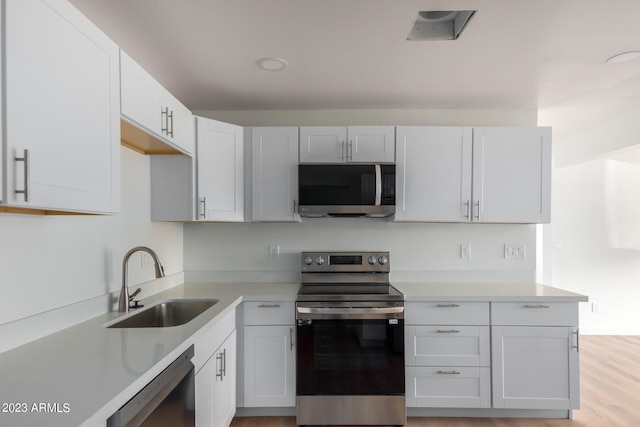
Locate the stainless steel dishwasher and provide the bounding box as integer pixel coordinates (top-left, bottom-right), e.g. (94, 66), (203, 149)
(107, 345), (195, 427)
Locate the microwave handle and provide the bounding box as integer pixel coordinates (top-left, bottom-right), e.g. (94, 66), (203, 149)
(374, 164), (382, 206)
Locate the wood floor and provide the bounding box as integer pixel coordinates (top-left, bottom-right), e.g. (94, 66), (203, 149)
(230, 336), (640, 427)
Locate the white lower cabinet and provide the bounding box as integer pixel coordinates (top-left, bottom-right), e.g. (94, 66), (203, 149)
(196, 331), (236, 427)
(491, 303), (580, 410)
(194, 311), (237, 427)
(405, 302), (491, 409)
(242, 301), (296, 407)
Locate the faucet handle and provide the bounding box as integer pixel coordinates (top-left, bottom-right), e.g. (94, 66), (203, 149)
(129, 288), (141, 302)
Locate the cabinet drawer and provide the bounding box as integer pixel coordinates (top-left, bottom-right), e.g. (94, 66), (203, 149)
(243, 301), (295, 325)
(406, 366), (491, 408)
(406, 302), (489, 325)
(406, 326), (490, 367)
(491, 302), (578, 326)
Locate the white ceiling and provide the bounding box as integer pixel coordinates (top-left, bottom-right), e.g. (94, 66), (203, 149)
(70, 0), (640, 132)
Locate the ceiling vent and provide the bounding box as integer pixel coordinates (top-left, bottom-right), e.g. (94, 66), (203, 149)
(407, 10), (476, 41)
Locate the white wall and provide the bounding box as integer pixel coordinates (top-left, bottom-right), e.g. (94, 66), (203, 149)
(184, 220), (537, 283)
(540, 109), (640, 335)
(0, 147), (184, 351)
(549, 156), (640, 335)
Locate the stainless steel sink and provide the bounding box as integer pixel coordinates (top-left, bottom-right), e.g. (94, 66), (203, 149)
(107, 299), (218, 328)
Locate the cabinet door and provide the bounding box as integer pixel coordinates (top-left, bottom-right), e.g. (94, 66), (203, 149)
(395, 127), (472, 222)
(299, 126), (346, 163)
(214, 331), (236, 427)
(4, 0), (120, 213)
(244, 325), (295, 407)
(472, 127), (551, 223)
(165, 92), (195, 155)
(492, 326), (580, 410)
(250, 127), (300, 221)
(120, 50), (164, 138)
(196, 331), (237, 427)
(348, 126), (395, 163)
(196, 118), (244, 221)
(195, 353), (215, 427)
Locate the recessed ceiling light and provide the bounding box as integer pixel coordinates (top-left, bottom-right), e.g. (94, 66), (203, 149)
(407, 10), (477, 41)
(257, 57), (288, 71)
(606, 51), (640, 64)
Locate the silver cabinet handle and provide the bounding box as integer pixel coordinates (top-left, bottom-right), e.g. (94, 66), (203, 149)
(161, 107), (169, 135)
(293, 199), (297, 215)
(258, 304), (281, 308)
(464, 200), (470, 220)
(168, 110), (174, 138)
(474, 200), (480, 220)
(222, 348), (226, 377)
(290, 327), (294, 351)
(573, 329), (580, 352)
(216, 352), (223, 380)
(340, 140), (345, 160)
(436, 329), (460, 333)
(524, 304), (550, 309)
(436, 304), (460, 308)
(349, 140), (354, 161)
(437, 370), (461, 375)
(14, 149), (30, 202)
(200, 197), (206, 219)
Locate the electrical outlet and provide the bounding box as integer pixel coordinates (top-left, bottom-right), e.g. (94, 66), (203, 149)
(460, 244), (471, 259)
(591, 303), (600, 313)
(269, 245), (280, 257)
(504, 244), (526, 259)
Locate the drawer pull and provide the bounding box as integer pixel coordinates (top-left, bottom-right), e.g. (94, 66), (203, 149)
(436, 329), (460, 333)
(258, 304), (281, 308)
(436, 304), (460, 308)
(523, 304), (550, 309)
(437, 370), (461, 375)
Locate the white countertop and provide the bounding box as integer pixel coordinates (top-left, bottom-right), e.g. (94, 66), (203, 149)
(0, 281), (586, 426)
(394, 282), (589, 302)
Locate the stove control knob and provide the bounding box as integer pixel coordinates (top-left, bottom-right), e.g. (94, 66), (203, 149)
(304, 256), (314, 266)
(368, 256), (377, 265)
(378, 255), (389, 265)
(315, 256), (325, 265)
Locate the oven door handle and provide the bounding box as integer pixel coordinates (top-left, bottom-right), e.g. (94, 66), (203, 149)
(296, 305), (404, 319)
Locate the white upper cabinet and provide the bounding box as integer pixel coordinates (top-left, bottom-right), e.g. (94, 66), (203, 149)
(395, 126), (551, 223)
(150, 117), (243, 222)
(249, 127), (300, 222)
(196, 117), (244, 221)
(120, 50), (194, 155)
(299, 126), (395, 163)
(2, 0), (120, 214)
(396, 127), (473, 222)
(473, 127), (551, 223)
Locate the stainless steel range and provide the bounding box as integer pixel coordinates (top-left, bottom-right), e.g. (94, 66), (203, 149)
(296, 251), (405, 427)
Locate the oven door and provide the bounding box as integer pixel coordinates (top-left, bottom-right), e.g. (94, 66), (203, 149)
(296, 303), (404, 396)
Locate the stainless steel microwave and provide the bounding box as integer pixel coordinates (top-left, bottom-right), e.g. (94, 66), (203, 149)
(298, 164), (395, 217)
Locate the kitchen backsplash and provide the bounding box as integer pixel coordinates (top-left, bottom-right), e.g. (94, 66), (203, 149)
(184, 220), (537, 283)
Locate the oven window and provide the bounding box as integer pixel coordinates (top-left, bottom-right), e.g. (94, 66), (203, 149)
(297, 319), (404, 395)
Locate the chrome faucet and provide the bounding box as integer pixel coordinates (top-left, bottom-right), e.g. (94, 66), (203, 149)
(118, 246), (165, 313)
